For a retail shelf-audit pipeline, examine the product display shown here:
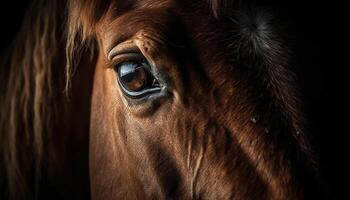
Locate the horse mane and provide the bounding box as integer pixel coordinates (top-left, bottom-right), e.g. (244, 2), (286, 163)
(65, 0), (111, 92)
(0, 0), (106, 198)
(0, 0), (64, 198)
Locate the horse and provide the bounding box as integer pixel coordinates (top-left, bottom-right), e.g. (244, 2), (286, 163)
(0, 0), (323, 199)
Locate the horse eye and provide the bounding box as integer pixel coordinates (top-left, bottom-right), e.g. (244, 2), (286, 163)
(116, 61), (161, 98)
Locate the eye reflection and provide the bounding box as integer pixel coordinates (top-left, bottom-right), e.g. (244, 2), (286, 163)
(116, 61), (161, 98)
(119, 62), (150, 91)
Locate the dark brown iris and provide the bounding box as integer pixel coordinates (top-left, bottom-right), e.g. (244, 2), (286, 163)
(119, 63), (148, 91)
(117, 61), (159, 96)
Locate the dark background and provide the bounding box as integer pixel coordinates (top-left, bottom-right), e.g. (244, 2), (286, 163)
(0, 1), (342, 199)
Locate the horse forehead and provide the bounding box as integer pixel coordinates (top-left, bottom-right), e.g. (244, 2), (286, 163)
(98, 0), (216, 52)
(134, 0), (176, 8)
(99, 6), (180, 56)
(107, 0), (176, 18)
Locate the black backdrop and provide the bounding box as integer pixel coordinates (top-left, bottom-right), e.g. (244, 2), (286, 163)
(1, 1), (341, 199)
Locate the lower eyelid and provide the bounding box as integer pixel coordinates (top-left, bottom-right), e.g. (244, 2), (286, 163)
(120, 86), (162, 99)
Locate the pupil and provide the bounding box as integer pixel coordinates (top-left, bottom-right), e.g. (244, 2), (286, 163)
(121, 71), (135, 83)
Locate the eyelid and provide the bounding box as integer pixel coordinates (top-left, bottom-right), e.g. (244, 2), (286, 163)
(108, 40), (140, 60)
